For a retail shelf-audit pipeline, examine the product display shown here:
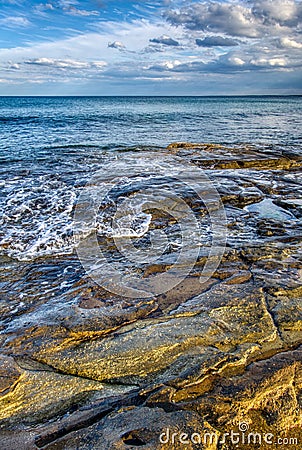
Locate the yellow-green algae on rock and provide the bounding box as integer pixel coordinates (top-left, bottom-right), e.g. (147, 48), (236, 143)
(0, 357), (134, 426)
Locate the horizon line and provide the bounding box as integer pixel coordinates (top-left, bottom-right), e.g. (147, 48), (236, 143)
(0, 94), (301, 98)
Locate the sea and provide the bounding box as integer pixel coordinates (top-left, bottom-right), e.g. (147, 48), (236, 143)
(0, 96), (301, 302)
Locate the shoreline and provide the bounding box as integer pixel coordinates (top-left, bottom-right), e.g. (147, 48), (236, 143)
(0, 142), (301, 449)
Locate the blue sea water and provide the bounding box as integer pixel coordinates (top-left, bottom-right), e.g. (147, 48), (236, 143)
(0, 96), (301, 261)
(1, 96), (301, 153)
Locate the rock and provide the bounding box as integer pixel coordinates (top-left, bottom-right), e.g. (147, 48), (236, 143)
(179, 347), (302, 449)
(0, 364), (134, 428)
(167, 142), (302, 171)
(0, 142), (301, 448)
(42, 407), (219, 450)
(26, 283), (282, 390)
(0, 356), (22, 395)
(224, 271), (252, 284)
(267, 294), (302, 346)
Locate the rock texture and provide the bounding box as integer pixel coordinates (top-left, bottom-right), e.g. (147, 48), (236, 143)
(0, 143), (301, 449)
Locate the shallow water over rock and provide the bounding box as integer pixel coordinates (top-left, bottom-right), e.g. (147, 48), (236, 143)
(244, 198), (296, 221)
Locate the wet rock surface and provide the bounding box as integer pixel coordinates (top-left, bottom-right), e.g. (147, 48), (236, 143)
(0, 143), (301, 449)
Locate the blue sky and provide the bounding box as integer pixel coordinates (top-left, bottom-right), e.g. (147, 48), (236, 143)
(0, 0), (301, 95)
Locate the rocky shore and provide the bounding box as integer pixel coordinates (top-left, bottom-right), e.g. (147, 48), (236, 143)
(0, 143), (301, 449)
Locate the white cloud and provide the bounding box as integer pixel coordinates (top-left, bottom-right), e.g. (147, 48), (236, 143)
(165, 3), (259, 38)
(279, 37), (302, 49)
(66, 6), (99, 17)
(250, 57), (287, 67)
(25, 57), (88, 68)
(0, 19), (181, 63)
(43, 3), (54, 10)
(0, 2), (301, 94)
(0, 78), (19, 84)
(0, 16), (31, 27)
(108, 41), (126, 50)
(228, 56), (245, 66)
(24, 57), (107, 69)
(91, 61), (107, 69)
(252, 0), (300, 26)
(149, 59), (182, 70)
(165, 0), (302, 38)
(146, 51), (294, 74)
(34, 2), (99, 17)
(36, 3), (55, 11)
(11, 63), (20, 69)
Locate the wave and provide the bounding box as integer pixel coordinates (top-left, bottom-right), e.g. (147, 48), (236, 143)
(0, 175), (77, 261)
(44, 144), (105, 151)
(97, 210), (152, 239)
(0, 116), (40, 124)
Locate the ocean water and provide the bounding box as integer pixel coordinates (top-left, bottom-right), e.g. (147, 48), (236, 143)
(0, 96), (301, 264)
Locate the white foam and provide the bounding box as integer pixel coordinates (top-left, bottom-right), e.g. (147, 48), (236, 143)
(97, 211), (152, 239)
(0, 175), (77, 261)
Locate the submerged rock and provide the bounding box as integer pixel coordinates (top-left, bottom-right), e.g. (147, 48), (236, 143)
(244, 198), (295, 221)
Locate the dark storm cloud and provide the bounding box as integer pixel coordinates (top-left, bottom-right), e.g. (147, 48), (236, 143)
(150, 35), (179, 46)
(196, 36), (239, 47)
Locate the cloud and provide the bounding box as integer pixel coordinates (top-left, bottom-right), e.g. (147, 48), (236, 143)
(149, 35), (179, 46)
(0, 19), (177, 63)
(0, 0), (25, 4)
(34, 2), (99, 17)
(33, 3), (55, 16)
(164, 3), (259, 38)
(196, 36), (239, 47)
(66, 6), (99, 17)
(164, 0), (302, 38)
(0, 16), (31, 27)
(108, 41), (126, 50)
(25, 58), (89, 68)
(146, 59), (183, 71)
(8, 62), (20, 70)
(227, 55), (245, 67)
(252, 0), (300, 26)
(145, 51), (296, 74)
(249, 57), (287, 67)
(36, 3), (55, 11)
(24, 58), (107, 69)
(91, 61), (107, 69)
(0, 5), (301, 95)
(278, 36), (302, 49)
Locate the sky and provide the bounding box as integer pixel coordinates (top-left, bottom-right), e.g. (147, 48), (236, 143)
(0, 0), (301, 95)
